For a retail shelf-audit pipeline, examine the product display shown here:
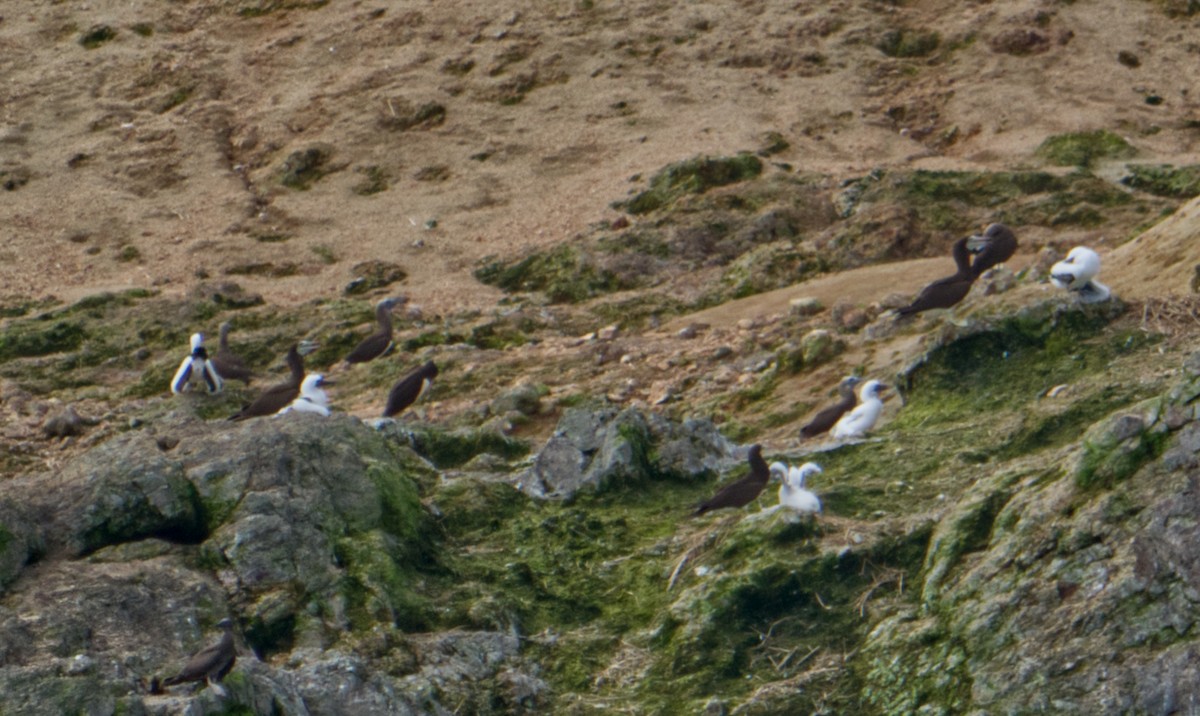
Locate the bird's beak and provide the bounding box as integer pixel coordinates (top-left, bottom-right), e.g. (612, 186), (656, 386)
(319, 378), (336, 386)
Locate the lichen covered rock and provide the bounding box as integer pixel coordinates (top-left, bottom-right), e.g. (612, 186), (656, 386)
(519, 407), (738, 499)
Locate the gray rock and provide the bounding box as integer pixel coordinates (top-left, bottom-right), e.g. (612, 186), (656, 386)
(518, 408), (738, 499)
(490, 383), (544, 417)
(0, 500), (40, 593)
(0, 412), (542, 716)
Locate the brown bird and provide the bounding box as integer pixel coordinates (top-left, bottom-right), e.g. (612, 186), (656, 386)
(383, 361), (439, 417)
(344, 297), (404, 365)
(159, 618), (236, 697)
(209, 322), (253, 385)
(799, 375), (862, 439)
(694, 444), (771, 515)
(967, 223), (1018, 278)
(896, 237), (975, 317)
(229, 345), (304, 421)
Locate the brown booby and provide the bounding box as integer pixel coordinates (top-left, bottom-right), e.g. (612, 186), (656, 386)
(1050, 247), (1111, 303)
(799, 375), (862, 439)
(344, 297), (404, 365)
(171, 333), (224, 395)
(159, 617), (236, 697)
(830, 380), (887, 439)
(383, 361), (439, 417)
(209, 321), (253, 385)
(229, 345), (304, 421)
(694, 444), (771, 516)
(896, 237), (975, 317)
(278, 374), (333, 416)
(967, 223), (1018, 278)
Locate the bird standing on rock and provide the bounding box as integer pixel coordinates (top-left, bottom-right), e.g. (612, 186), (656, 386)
(695, 444), (771, 515)
(278, 374), (333, 416)
(383, 361), (439, 417)
(344, 297), (404, 365)
(799, 375), (862, 439)
(157, 618), (237, 697)
(966, 223), (1018, 278)
(209, 321), (253, 385)
(229, 345), (305, 421)
(780, 463), (823, 515)
(171, 333), (223, 395)
(831, 380), (887, 439)
(1050, 247), (1111, 303)
(896, 237), (975, 317)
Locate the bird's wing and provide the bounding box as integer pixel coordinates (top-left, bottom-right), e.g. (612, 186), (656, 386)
(170, 357), (194, 394)
(201, 360), (223, 394)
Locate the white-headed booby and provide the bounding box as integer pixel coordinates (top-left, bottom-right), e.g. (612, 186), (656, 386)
(1050, 247), (1111, 303)
(278, 374), (332, 416)
(171, 333), (223, 395)
(831, 380), (887, 439)
(780, 462), (823, 514)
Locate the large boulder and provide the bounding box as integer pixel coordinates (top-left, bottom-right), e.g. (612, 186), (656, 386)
(518, 407), (739, 499)
(0, 500), (40, 593)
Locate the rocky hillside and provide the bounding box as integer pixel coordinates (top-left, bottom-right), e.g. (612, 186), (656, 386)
(4, 0), (1200, 714)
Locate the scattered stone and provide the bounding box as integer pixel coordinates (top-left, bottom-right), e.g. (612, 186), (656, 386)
(789, 296), (824, 316)
(837, 306), (871, 332)
(344, 260), (407, 295)
(41, 405), (84, 439)
(1030, 247), (1062, 281)
(712, 346), (734, 361)
(1117, 50), (1140, 68)
(597, 324), (619, 341)
(800, 328), (843, 365)
(989, 28), (1049, 55)
(491, 383), (544, 417)
(190, 281), (264, 309)
(976, 265), (1018, 295)
(1046, 384), (1070, 398)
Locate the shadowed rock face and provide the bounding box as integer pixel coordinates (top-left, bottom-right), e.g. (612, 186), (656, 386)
(0, 413), (546, 714)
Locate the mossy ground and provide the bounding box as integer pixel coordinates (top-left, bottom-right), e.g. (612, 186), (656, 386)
(0, 157), (1192, 713)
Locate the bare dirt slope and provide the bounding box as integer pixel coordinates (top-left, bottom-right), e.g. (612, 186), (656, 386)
(3, 0), (1199, 312)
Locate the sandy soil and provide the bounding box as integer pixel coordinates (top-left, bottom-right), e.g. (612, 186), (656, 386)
(2, 0), (1200, 314)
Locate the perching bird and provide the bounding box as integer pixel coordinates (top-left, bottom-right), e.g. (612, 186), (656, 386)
(383, 361), (439, 418)
(896, 237), (975, 317)
(278, 374), (332, 416)
(171, 333), (223, 395)
(695, 444), (771, 515)
(209, 321), (253, 385)
(344, 297), (405, 365)
(229, 345), (305, 421)
(159, 618), (236, 697)
(831, 380), (887, 439)
(799, 375), (862, 439)
(780, 463), (823, 515)
(1050, 247), (1111, 303)
(966, 223), (1018, 278)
